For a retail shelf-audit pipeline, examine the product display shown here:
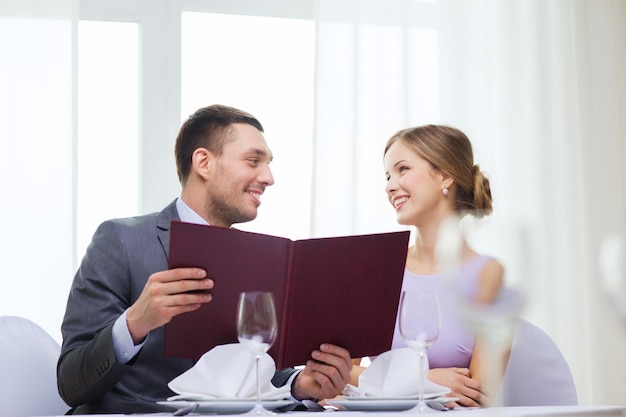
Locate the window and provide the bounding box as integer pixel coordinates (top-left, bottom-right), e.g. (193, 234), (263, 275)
(77, 20), (139, 259)
(181, 12), (315, 239)
(77, 0), (438, 244)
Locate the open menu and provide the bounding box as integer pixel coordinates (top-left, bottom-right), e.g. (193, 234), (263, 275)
(163, 221), (410, 369)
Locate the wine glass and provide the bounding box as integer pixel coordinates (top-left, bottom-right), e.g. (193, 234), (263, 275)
(236, 291), (278, 415)
(399, 289), (441, 413)
(439, 215), (526, 406)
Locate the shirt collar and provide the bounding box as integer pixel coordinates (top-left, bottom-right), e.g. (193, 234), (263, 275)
(175, 197), (209, 225)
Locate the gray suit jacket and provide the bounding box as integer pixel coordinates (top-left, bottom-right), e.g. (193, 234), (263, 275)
(57, 200), (297, 414)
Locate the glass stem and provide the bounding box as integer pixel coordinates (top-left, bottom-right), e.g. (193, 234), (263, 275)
(418, 348), (427, 410)
(255, 354), (261, 407)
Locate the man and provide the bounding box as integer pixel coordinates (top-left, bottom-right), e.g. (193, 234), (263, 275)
(57, 104), (352, 414)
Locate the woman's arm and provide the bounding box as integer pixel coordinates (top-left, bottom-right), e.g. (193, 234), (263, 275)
(467, 258), (507, 406)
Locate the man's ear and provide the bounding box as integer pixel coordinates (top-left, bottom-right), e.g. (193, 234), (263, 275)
(191, 148), (213, 181)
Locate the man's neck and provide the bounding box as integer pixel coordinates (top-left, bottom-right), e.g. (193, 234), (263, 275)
(176, 197), (208, 225)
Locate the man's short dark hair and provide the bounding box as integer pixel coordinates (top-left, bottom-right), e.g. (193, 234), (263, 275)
(174, 104), (264, 185)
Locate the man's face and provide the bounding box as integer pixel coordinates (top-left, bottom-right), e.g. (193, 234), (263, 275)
(204, 123), (275, 227)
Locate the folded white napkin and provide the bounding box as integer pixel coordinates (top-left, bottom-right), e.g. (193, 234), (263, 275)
(345, 348), (450, 398)
(168, 343), (291, 400)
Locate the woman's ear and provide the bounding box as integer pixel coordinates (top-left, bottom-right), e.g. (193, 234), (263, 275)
(191, 148), (212, 181)
(441, 172), (455, 192)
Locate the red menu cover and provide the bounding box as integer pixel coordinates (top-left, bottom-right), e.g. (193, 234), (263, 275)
(164, 221), (409, 369)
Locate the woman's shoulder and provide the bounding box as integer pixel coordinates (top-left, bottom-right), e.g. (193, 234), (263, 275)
(459, 252), (504, 302)
(460, 252), (494, 270)
(466, 254), (504, 278)
(475, 256), (504, 303)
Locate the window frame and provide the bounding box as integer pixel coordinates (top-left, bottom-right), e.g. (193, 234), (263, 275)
(79, 0), (319, 214)
(78, 0), (439, 217)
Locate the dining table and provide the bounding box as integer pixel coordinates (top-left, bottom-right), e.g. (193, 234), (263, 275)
(32, 404), (626, 417)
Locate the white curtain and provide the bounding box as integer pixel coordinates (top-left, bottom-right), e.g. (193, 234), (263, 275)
(0, 0), (76, 342)
(313, 0), (626, 406)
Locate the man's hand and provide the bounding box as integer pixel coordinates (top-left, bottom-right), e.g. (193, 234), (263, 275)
(126, 267), (213, 344)
(291, 344), (352, 401)
(428, 367), (486, 407)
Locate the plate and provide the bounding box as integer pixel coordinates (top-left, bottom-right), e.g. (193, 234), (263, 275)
(328, 396), (458, 412)
(158, 399), (294, 414)
(167, 392), (289, 402)
(343, 390), (450, 401)
(328, 398), (418, 411)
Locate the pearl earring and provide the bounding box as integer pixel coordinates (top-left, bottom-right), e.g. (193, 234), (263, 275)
(442, 188), (449, 196)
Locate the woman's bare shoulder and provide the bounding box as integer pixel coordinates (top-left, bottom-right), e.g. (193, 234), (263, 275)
(476, 257), (504, 303)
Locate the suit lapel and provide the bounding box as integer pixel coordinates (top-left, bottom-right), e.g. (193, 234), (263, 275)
(156, 199), (180, 261)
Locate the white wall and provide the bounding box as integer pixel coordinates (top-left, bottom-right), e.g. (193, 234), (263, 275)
(0, 0), (76, 343)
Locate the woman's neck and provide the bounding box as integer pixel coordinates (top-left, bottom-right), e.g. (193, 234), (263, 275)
(407, 234), (438, 274)
(408, 219), (472, 274)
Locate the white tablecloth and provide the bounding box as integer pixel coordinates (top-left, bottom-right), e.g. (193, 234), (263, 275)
(32, 404), (626, 416)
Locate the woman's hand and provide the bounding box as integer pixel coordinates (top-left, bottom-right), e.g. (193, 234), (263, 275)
(428, 367), (486, 407)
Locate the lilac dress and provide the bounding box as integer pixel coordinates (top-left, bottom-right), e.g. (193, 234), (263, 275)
(390, 255), (492, 369)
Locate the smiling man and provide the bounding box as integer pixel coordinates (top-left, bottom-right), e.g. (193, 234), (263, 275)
(57, 105), (352, 414)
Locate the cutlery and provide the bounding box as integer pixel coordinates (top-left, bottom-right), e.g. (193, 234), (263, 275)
(275, 402), (300, 413)
(172, 402), (199, 416)
(302, 399), (325, 411)
(426, 400), (449, 412)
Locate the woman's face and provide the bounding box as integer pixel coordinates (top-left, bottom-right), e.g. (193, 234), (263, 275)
(384, 140), (446, 226)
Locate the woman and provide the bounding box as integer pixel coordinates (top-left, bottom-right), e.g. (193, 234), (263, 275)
(353, 125), (504, 407)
